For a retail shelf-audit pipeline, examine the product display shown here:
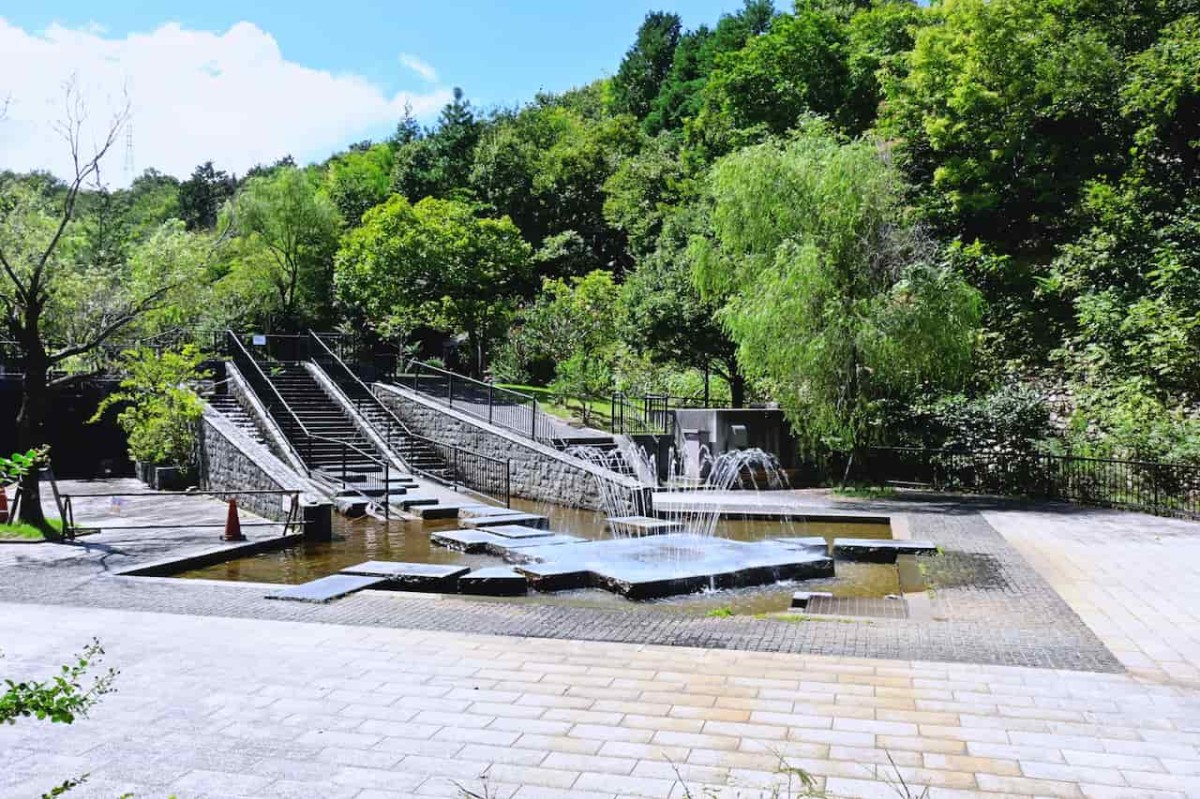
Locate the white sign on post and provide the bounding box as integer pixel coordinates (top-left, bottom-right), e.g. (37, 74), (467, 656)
(252, 334), (267, 346)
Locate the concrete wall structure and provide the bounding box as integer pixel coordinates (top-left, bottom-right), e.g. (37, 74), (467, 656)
(197, 407), (331, 536)
(674, 408), (798, 477)
(372, 383), (649, 512)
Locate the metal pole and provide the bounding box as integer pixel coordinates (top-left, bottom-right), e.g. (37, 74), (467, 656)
(448, 371), (453, 405)
(489, 384), (494, 425)
(506, 460), (511, 509)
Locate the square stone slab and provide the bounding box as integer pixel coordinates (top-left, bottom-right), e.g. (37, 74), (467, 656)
(340, 561), (469, 592)
(517, 534), (835, 600)
(607, 516), (685, 536)
(411, 503), (463, 520)
(484, 524), (556, 540)
(268, 574), (387, 603)
(458, 567), (528, 596)
(833, 539), (938, 563)
(431, 529), (504, 553)
(515, 562), (595, 592)
(486, 534), (587, 562)
(461, 513), (550, 530)
(457, 504), (518, 518)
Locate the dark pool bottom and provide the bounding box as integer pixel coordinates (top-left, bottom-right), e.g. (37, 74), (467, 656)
(178, 501), (923, 615)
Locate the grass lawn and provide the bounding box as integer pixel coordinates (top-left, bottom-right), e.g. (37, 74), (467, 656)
(495, 384), (613, 428)
(0, 518), (63, 541)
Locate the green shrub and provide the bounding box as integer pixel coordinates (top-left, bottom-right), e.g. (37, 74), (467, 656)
(91, 345), (210, 469)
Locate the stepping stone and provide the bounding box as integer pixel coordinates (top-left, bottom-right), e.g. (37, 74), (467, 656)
(397, 495), (439, 509)
(832, 539), (938, 563)
(485, 534), (587, 562)
(457, 504), (517, 518)
(774, 536), (829, 552)
(515, 562), (594, 592)
(458, 567), (528, 596)
(431, 529), (503, 553)
(340, 561), (468, 592)
(484, 524), (555, 540)
(411, 503), (464, 520)
(791, 591), (833, 609)
(607, 516), (685, 536)
(461, 513), (549, 530)
(268, 574), (387, 603)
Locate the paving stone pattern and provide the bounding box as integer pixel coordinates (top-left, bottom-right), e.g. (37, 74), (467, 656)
(0, 482), (1118, 672)
(1, 603), (1198, 799)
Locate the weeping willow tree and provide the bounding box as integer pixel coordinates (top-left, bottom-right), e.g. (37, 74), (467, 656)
(691, 124), (981, 462)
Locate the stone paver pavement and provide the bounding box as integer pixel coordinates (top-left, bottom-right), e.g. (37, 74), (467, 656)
(3, 603), (1200, 799)
(986, 507), (1200, 687)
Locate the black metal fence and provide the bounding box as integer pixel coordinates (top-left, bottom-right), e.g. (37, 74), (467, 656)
(856, 446), (1200, 520)
(398, 359), (561, 442)
(609, 393), (675, 438)
(308, 333), (512, 507)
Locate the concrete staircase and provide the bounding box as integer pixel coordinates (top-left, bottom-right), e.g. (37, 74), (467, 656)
(206, 394), (267, 446)
(266, 364), (394, 484)
(319, 367), (453, 482)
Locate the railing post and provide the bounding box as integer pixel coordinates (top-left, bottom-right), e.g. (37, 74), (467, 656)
(447, 371), (453, 405)
(384, 461), (390, 520)
(489, 383), (494, 425)
(341, 443), (347, 487)
(506, 460), (511, 509)
(530, 398), (537, 440)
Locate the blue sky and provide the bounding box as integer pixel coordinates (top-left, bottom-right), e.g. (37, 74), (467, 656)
(5, 1), (745, 107)
(0, 0), (744, 179)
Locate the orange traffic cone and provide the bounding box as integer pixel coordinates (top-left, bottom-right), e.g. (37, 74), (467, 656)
(0, 486), (8, 524)
(222, 498), (245, 542)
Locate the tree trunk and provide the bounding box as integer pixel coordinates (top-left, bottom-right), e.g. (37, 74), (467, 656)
(729, 363), (747, 409)
(14, 342), (51, 534)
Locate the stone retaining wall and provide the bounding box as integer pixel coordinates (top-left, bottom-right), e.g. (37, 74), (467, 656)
(197, 408), (328, 524)
(373, 383), (648, 512)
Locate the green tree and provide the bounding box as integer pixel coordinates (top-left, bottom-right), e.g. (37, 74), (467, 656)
(612, 12), (683, 120)
(0, 104), (189, 532)
(881, 0), (1132, 253)
(178, 161), (236, 231)
(91, 345), (210, 469)
(335, 196), (531, 374)
(620, 211), (747, 406)
(233, 166), (342, 329)
(691, 126), (981, 457)
(470, 103), (640, 278)
(324, 143), (394, 225)
(517, 270), (624, 418)
(644, 0), (776, 135)
(1, 639), (117, 799)
(392, 88), (481, 201)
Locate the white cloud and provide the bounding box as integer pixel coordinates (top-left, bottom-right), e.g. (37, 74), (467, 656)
(0, 19), (451, 186)
(398, 53), (438, 83)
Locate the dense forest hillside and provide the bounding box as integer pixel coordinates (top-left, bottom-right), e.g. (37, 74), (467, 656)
(3, 0), (1199, 463)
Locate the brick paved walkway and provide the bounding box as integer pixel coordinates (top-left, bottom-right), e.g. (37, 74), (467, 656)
(2, 603), (1199, 799)
(0, 482), (1119, 672)
(986, 507), (1200, 687)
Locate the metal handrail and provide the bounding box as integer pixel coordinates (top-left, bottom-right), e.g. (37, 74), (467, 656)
(399, 357), (559, 442)
(309, 332), (512, 506)
(225, 330), (390, 516)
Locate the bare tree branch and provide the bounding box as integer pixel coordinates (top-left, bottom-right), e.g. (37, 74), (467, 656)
(48, 282), (177, 365)
(36, 78), (130, 289)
